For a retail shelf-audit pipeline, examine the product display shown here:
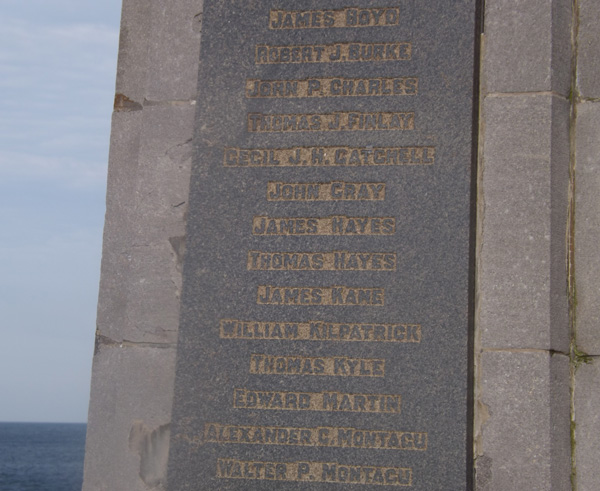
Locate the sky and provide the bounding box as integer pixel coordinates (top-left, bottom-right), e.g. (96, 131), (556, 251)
(0, 1), (122, 422)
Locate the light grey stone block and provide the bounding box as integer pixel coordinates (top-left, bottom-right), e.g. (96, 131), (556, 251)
(479, 94), (569, 351)
(484, 0), (571, 95)
(96, 105), (193, 344)
(96, 241), (182, 345)
(575, 102), (600, 355)
(115, 0), (152, 105)
(577, 0), (600, 98)
(132, 105), (195, 241)
(103, 111), (143, 240)
(476, 351), (571, 490)
(85, 1), (200, 487)
(574, 360), (600, 491)
(83, 345), (177, 491)
(103, 105), (194, 247)
(115, 0), (202, 104)
(145, 0), (203, 101)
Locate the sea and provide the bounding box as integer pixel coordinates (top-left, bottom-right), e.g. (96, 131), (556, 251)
(0, 422), (87, 491)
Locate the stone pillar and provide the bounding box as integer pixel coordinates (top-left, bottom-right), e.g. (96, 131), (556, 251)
(474, 1), (572, 489)
(573, 1), (600, 490)
(82, 1), (201, 490)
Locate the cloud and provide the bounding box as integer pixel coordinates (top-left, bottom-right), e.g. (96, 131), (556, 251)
(0, 15), (119, 188)
(0, 0), (122, 424)
(0, 150), (108, 187)
(0, 18), (118, 77)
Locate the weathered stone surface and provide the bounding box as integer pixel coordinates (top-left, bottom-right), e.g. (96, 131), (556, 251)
(104, 106), (194, 245)
(574, 360), (600, 491)
(84, 0), (583, 489)
(577, 0), (600, 98)
(477, 351), (571, 490)
(484, 0), (571, 95)
(115, 0), (151, 105)
(84, 1), (200, 488)
(96, 242), (182, 345)
(145, 0), (203, 101)
(129, 105), (194, 241)
(575, 102), (600, 355)
(97, 105), (194, 344)
(573, 7), (600, 487)
(102, 111), (144, 245)
(115, 0), (202, 104)
(479, 94), (569, 351)
(83, 345), (177, 491)
(167, 1), (477, 489)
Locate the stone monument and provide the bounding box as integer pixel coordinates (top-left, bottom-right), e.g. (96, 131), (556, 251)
(167, 2), (477, 489)
(83, 0), (600, 490)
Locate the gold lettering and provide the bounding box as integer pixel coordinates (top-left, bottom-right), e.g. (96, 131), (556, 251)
(266, 182), (386, 201)
(219, 319), (422, 343)
(269, 8), (401, 29)
(247, 251), (395, 271)
(249, 354), (385, 376)
(247, 112), (415, 132)
(216, 459), (413, 486)
(256, 286), (385, 306)
(252, 217), (395, 236)
(256, 42), (411, 64)
(205, 423), (427, 450)
(233, 388), (401, 413)
(224, 146), (435, 167)
(246, 78), (418, 98)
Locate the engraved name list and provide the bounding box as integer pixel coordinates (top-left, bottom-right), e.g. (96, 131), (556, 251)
(167, 1), (478, 489)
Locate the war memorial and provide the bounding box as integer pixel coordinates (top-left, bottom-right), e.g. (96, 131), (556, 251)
(83, 1), (600, 489)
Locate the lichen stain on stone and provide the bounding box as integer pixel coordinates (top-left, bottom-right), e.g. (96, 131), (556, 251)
(129, 421), (171, 489)
(192, 12), (203, 33)
(475, 454), (493, 490)
(94, 333), (119, 356)
(166, 139), (194, 170)
(474, 398), (491, 458)
(114, 93), (143, 112)
(169, 236), (186, 271)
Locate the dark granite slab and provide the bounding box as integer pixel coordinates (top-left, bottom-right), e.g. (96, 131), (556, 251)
(167, 1), (479, 489)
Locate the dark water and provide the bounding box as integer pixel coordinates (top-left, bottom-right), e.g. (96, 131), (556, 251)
(0, 422), (86, 491)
